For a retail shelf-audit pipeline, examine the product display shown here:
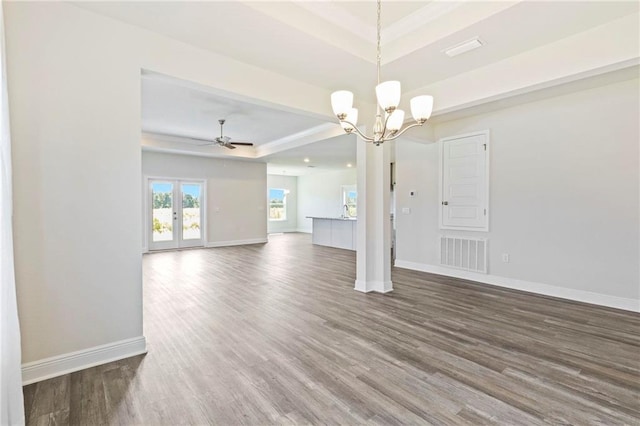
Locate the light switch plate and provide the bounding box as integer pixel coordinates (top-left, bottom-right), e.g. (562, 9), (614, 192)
(402, 207), (411, 214)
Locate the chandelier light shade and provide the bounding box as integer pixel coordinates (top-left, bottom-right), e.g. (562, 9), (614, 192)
(375, 80), (401, 112)
(331, 90), (354, 118)
(410, 95), (434, 122)
(331, 0), (434, 146)
(386, 109), (405, 132)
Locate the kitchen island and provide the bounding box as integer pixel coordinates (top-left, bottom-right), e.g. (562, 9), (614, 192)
(308, 217), (357, 251)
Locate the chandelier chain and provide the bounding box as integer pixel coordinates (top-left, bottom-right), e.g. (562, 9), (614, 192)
(376, 0), (381, 86)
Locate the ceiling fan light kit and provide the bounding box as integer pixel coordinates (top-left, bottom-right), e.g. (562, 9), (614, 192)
(216, 119), (236, 149)
(331, 0), (434, 146)
(210, 119), (254, 149)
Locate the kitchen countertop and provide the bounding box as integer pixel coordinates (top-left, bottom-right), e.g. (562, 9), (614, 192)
(307, 216), (357, 221)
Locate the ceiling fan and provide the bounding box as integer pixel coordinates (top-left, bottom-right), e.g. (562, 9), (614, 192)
(199, 119), (254, 150)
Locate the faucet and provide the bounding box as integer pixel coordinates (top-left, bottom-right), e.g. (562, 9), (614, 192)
(343, 204), (350, 218)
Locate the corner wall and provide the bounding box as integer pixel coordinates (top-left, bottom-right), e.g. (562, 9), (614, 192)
(395, 78), (639, 311)
(7, 2), (146, 369)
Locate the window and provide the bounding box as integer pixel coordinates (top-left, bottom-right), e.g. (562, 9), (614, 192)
(269, 188), (288, 221)
(342, 185), (357, 217)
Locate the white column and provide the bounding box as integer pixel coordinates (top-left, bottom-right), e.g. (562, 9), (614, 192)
(355, 137), (392, 293)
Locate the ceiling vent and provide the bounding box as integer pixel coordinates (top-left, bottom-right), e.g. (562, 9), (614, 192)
(443, 37), (483, 57)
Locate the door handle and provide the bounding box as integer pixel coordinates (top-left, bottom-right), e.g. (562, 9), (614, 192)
(442, 201), (448, 206)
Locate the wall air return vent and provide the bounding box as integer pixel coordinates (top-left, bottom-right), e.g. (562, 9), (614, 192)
(439, 235), (487, 273)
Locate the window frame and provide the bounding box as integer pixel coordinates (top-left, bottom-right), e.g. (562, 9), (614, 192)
(268, 187), (288, 221)
(342, 185), (357, 218)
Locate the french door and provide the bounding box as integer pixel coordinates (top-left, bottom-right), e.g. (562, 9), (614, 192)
(148, 179), (205, 250)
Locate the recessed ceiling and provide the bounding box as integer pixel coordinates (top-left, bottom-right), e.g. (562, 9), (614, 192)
(142, 73), (330, 146)
(74, 1), (637, 99)
(331, 1), (431, 29)
(76, 1), (638, 176)
(265, 134), (357, 176)
(141, 72), (354, 175)
(383, 0), (638, 99)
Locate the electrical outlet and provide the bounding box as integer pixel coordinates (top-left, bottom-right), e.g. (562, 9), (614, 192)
(502, 253), (510, 263)
(402, 207), (411, 214)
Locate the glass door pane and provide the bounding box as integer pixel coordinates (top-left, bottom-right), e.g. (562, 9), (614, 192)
(151, 182), (175, 243)
(181, 183), (202, 241)
(148, 179), (205, 251)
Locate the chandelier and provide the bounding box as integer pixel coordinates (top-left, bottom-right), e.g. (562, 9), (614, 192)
(330, 0), (434, 146)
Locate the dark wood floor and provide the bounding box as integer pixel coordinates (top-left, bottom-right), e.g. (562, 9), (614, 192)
(24, 233), (640, 425)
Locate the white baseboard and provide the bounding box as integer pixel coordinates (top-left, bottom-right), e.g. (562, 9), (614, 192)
(394, 260), (639, 313)
(22, 336), (147, 385)
(142, 246), (148, 254)
(296, 228), (312, 234)
(205, 237), (268, 248)
(354, 279), (393, 293)
(268, 228), (298, 234)
(395, 259), (640, 312)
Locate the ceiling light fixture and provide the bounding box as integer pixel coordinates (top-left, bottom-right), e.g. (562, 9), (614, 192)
(331, 0), (433, 146)
(304, 158), (310, 163)
(347, 163), (353, 168)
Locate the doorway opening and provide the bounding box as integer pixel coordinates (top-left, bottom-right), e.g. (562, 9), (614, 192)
(148, 178), (205, 250)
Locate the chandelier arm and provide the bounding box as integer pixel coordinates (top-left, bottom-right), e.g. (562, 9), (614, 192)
(385, 122), (425, 141)
(379, 111), (392, 141)
(340, 120), (375, 142)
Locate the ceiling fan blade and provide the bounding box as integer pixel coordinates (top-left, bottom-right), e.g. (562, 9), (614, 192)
(229, 142), (254, 146)
(146, 131), (220, 145)
(223, 143), (237, 150)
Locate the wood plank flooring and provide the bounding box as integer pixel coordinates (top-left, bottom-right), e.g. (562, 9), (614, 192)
(23, 233), (640, 425)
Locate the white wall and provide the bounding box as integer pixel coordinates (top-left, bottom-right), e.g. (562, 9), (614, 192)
(395, 77), (639, 309)
(267, 174), (298, 233)
(143, 152), (267, 247)
(5, 1), (333, 370)
(7, 4), (144, 365)
(297, 169), (357, 233)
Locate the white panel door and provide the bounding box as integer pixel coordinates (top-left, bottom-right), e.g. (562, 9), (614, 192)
(440, 131), (488, 230)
